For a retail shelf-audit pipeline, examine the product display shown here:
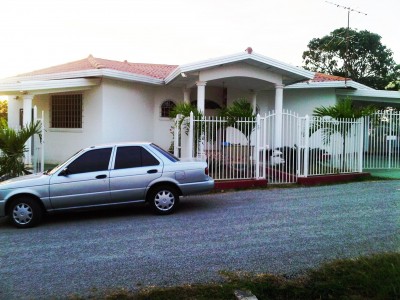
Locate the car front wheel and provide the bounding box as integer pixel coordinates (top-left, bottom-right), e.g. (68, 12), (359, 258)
(8, 197), (43, 228)
(148, 185), (179, 215)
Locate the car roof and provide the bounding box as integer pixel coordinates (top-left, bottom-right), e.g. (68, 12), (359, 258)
(87, 142), (153, 149)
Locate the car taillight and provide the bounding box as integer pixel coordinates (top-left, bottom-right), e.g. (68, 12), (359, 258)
(205, 167), (209, 175)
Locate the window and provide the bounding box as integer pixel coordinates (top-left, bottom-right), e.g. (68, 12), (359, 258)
(67, 148), (112, 174)
(150, 144), (179, 162)
(51, 94), (82, 128)
(114, 146), (160, 169)
(160, 100), (175, 118)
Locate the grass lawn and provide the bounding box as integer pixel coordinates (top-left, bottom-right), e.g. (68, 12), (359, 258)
(69, 252), (400, 300)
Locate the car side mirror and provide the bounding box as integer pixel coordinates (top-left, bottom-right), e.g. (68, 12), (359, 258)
(59, 168), (70, 176)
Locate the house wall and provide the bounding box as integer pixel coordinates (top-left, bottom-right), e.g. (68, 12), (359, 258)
(255, 88), (337, 116)
(102, 78), (155, 144)
(228, 88), (253, 106)
(153, 86), (183, 150)
(32, 85), (104, 164)
(283, 88), (337, 115)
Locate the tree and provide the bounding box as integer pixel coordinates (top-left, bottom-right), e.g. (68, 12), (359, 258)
(0, 119), (42, 178)
(218, 98), (256, 138)
(302, 28), (400, 90)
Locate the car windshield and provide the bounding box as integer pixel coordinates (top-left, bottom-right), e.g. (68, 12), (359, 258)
(46, 149), (84, 175)
(150, 144), (179, 162)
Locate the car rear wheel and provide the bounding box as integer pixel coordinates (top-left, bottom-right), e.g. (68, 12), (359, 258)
(148, 185), (179, 215)
(8, 197), (43, 229)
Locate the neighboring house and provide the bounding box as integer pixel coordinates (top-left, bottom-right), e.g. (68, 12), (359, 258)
(0, 48), (399, 164)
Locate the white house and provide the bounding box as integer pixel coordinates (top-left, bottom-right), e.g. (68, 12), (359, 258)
(0, 48), (399, 165)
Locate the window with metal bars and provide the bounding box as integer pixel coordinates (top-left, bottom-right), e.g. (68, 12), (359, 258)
(160, 100), (175, 118)
(51, 94), (82, 128)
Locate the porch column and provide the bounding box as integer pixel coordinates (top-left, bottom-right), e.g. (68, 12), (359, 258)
(183, 88), (190, 104)
(274, 84), (284, 148)
(7, 95), (20, 129)
(23, 94), (34, 165)
(196, 81), (207, 113)
(251, 91), (257, 114)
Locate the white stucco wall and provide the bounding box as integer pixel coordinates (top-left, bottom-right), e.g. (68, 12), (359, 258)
(227, 88), (253, 106)
(283, 88), (337, 116)
(153, 86), (183, 151)
(32, 86), (104, 164)
(101, 78), (155, 144)
(254, 88), (337, 116)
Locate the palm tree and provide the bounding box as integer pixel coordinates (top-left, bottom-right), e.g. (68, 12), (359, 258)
(0, 119), (42, 178)
(218, 98), (256, 138)
(312, 97), (375, 170)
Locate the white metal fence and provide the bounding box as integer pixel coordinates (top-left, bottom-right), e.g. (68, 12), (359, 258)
(299, 116), (364, 176)
(363, 109), (400, 169)
(173, 111), (366, 184)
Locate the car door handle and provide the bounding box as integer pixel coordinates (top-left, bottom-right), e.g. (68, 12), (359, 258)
(96, 174), (107, 179)
(147, 169), (158, 174)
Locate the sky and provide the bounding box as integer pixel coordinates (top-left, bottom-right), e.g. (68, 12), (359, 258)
(0, 0), (399, 79)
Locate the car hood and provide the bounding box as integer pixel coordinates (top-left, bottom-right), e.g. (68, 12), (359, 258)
(0, 173), (50, 190)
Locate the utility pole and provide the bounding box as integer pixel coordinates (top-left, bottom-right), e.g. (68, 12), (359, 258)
(325, 1), (367, 86)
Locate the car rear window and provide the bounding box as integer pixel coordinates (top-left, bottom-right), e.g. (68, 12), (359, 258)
(150, 144), (179, 162)
(114, 146), (160, 169)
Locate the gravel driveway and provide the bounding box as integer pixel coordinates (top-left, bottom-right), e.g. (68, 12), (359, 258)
(1, 180), (399, 299)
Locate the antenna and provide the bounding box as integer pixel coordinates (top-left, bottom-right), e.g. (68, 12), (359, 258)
(325, 1), (367, 86)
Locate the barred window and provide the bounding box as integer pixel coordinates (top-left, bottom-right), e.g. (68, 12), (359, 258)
(160, 100), (175, 118)
(51, 94), (82, 128)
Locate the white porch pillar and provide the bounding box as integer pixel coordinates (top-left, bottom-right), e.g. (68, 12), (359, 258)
(274, 84), (284, 148)
(196, 81), (207, 113)
(183, 88), (191, 104)
(23, 95), (34, 165)
(251, 91), (257, 114)
(7, 95), (20, 129)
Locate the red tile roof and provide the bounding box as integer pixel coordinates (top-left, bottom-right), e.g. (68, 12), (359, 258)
(312, 72), (350, 82)
(17, 55), (178, 80)
(15, 55), (346, 84)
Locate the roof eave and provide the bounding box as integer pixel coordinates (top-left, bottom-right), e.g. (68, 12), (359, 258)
(286, 80), (374, 90)
(0, 78), (101, 95)
(165, 52), (314, 85)
(1, 69), (165, 86)
(336, 89), (400, 99)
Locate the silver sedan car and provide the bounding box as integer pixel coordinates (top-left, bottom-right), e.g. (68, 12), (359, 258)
(0, 142), (214, 228)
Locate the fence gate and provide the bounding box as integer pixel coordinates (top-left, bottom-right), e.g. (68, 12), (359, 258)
(259, 110), (300, 184)
(363, 110), (400, 169)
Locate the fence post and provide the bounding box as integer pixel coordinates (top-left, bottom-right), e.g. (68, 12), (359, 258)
(188, 111), (194, 158)
(255, 114), (261, 179)
(174, 114), (180, 157)
(388, 109), (393, 169)
(303, 115), (310, 177)
(358, 117), (364, 173)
